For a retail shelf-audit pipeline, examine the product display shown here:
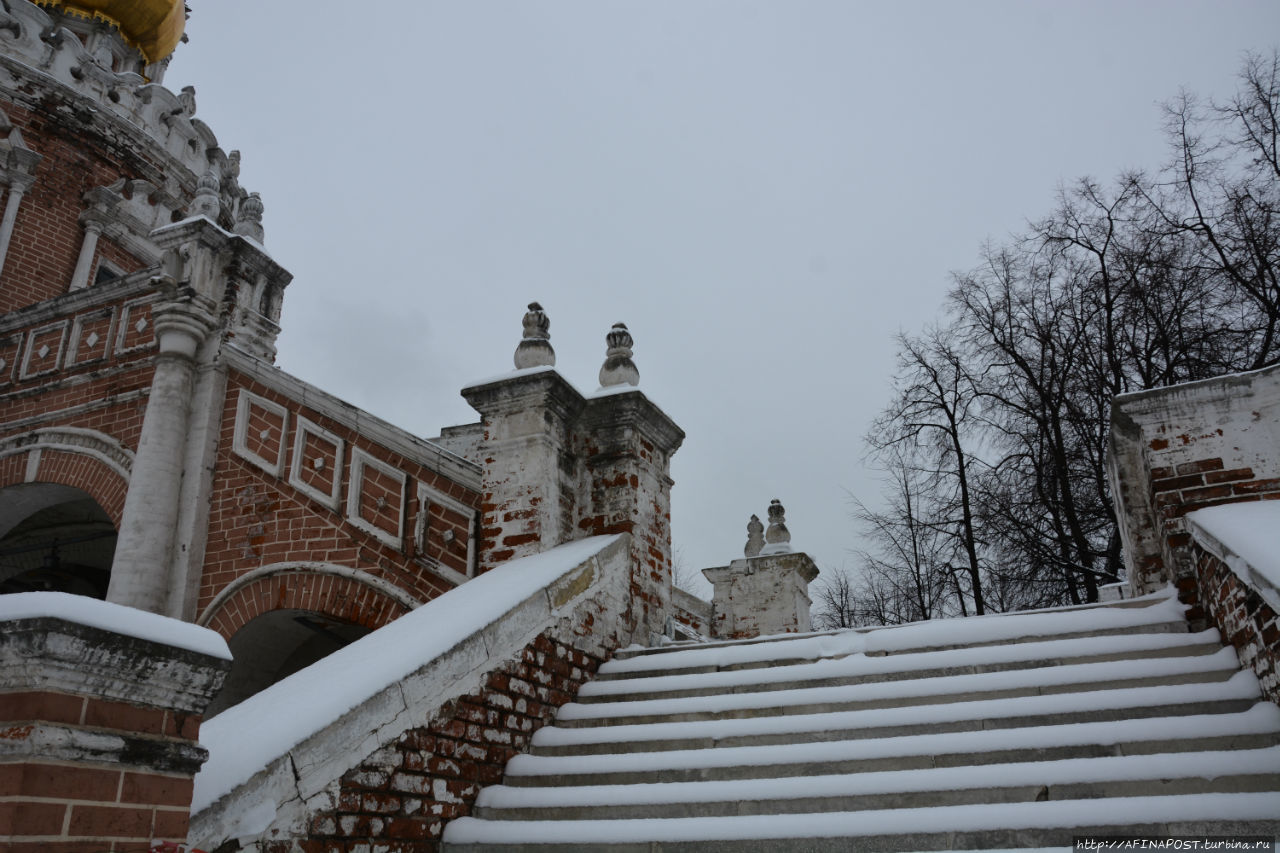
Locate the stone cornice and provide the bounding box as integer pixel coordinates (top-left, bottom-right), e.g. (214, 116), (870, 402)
(581, 389), (686, 456)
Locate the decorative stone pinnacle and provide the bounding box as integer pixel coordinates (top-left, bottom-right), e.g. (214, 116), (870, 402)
(234, 192), (264, 242)
(599, 322), (640, 388)
(514, 301), (555, 369)
(192, 171), (220, 218)
(760, 498), (792, 555)
(744, 513), (764, 557)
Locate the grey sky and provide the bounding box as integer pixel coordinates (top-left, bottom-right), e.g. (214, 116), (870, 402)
(167, 2), (1280, 597)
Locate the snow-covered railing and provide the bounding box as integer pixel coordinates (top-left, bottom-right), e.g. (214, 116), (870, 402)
(1186, 503), (1280, 702)
(189, 533), (634, 850)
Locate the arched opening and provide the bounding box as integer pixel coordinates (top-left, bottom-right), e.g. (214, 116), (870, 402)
(205, 608), (373, 717)
(0, 483), (116, 598)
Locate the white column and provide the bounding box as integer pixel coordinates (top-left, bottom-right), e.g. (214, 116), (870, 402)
(107, 293), (218, 614)
(68, 220), (104, 291)
(0, 180), (30, 279)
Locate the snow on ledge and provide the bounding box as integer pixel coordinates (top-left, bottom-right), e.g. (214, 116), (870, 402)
(191, 534), (623, 817)
(1187, 502), (1280, 612)
(0, 591), (231, 660)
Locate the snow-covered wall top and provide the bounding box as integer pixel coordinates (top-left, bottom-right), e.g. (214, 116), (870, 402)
(0, 590), (229, 659)
(1187, 503), (1280, 614)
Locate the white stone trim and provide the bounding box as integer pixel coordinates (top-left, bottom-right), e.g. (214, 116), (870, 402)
(195, 562), (423, 628)
(0, 426), (134, 481)
(346, 447), (407, 550)
(0, 333), (17, 386)
(65, 306), (116, 367)
(289, 415), (344, 510)
(232, 388), (288, 477)
(18, 319), (68, 379)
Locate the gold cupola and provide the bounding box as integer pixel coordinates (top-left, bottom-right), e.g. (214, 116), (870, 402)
(33, 1), (185, 63)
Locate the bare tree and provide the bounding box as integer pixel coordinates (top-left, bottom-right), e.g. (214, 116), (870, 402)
(866, 326), (987, 615)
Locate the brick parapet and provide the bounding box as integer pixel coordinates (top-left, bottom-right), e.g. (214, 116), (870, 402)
(291, 631), (604, 852)
(1186, 541), (1280, 703)
(0, 598), (229, 852)
(1109, 363), (1280, 601)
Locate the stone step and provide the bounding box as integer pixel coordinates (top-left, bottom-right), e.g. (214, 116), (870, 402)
(577, 630), (1224, 704)
(441, 792), (1280, 851)
(531, 690), (1268, 756)
(604, 591), (1186, 672)
(556, 647), (1244, 728)
(473, 746), (1280, 820)
(506, 702), (1280, 787)
(609, 590), (1180, 665)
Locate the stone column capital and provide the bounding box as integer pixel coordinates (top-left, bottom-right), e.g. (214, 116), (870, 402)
(152, 285), (219, 359)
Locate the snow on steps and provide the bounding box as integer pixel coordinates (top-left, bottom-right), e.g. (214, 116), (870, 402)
(441, 589), (1280, 851)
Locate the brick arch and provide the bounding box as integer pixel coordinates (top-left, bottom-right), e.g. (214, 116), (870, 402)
(0, 428), (133, 526)
(197, 562), (419, 641)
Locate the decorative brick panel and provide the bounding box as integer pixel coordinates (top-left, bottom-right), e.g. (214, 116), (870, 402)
(232, 388), (288, 477)
(115, 295), (156, 354)
(65, 306), (116, 367)
(348, 447), (407, 549)
(290, 416), (344, 509)
(18, 320), (68, 379)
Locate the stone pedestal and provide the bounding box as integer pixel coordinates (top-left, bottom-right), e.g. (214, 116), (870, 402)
(462, 368), (585, 567)
(0, 593), (230, 853)
(703, 551), (819, 639)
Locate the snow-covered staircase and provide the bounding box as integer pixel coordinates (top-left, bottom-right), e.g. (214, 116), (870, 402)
(442, 590), (1280, 851)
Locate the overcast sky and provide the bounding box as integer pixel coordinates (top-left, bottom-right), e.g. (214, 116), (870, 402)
(167, 2), (1279, 598)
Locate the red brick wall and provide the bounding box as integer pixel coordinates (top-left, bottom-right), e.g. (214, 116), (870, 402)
(0, 447), (130, 525)
(202, 571), (412, 640)
(0, 99), (147, 313)
(1193, 545), (1280, 703)
(1142, 450), (1280, 621)
(273, 632), (602, 853)
(0, 691), (205, 853)
(197, 373), (482, 634)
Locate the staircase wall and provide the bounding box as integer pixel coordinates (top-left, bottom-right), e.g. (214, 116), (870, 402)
(189, 534), (636, 853)
(1109, 363), (1280, 703)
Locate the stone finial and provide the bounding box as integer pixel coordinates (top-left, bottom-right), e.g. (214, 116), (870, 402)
(191, 171), (220, 218)
(744, 514), (764, 557)
(760, 498), (792, 555)
(234, 192), (264, 242)
(513, 301), (555, 369)
(599, 322), (639, 388)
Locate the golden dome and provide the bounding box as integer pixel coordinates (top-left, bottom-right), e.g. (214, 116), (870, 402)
(34, 0), (185, 63)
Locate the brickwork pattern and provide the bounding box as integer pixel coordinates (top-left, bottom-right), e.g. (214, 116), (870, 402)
(1141, 450), (1280, 620)
(1193, 546), (1280, 703)
(0, 690), (204, 853)
(198, 374), (481, 634)
(0, 99), (146, 314)
(0, 445), (130, 524)
(273, 632), (602, 853)
(202, 570), (411, 640)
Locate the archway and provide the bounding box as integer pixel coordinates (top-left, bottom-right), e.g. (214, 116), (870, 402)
(204, 608), (372, 717)
(0, 483), (117, 597)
